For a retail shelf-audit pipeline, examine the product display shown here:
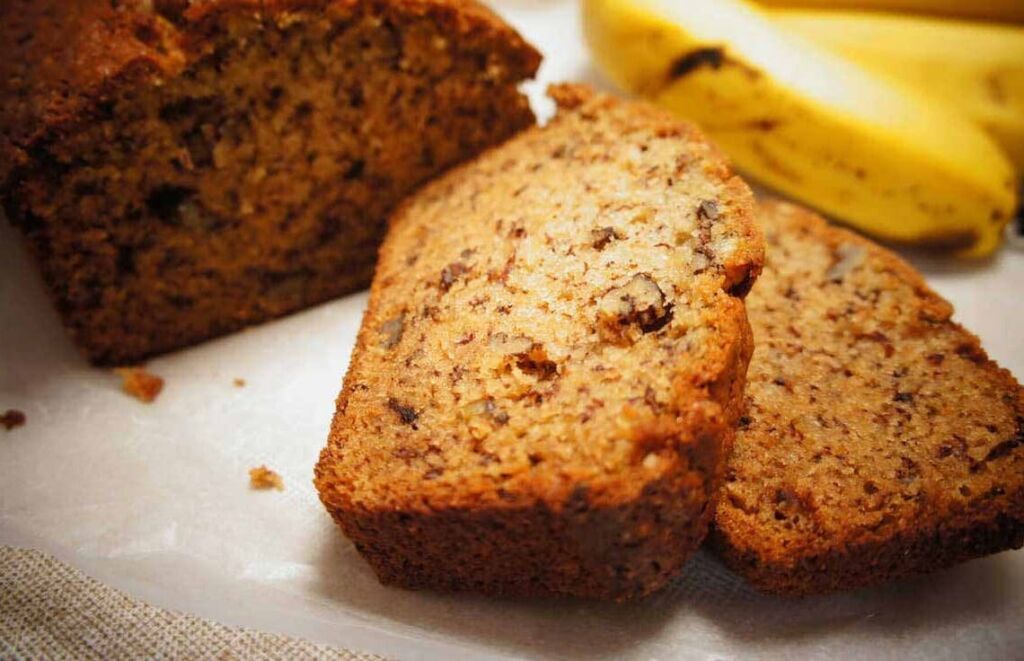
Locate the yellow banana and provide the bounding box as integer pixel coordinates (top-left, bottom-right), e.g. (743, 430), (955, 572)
(755, 0), (1024, 24)
(771, 10), (1024, 170)
(581, 0), (1018, 256)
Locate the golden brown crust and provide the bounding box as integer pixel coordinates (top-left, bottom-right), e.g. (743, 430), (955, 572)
(711, 200), (1024, 595)
(1, 0), (539, 364)
(315, 85), (763, 600)
(0, 0), (539, 180)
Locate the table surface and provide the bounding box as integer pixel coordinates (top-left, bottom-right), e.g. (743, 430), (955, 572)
(2, 2), (1022, 659)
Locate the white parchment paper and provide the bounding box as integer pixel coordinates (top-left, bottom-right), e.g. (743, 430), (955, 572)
(2, 3), (1023, 659)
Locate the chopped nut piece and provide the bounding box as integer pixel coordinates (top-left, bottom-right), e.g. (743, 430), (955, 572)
(116, 367), (164, 403)
(462, 397), (510, 426)
(826, 243), (867, 283)
(699, 200), (720, 220)
(388, 397), (419, 426)
(249, 465), (284, 491)
(462, 398), (492, 417)
(489, 332), (534, 355)
(1, 409), (26, 431)
(486, 252), (516, 284)
(591, 226), (625, 250)
(439, 261), (469, 292)
(514, 343), (559, 380)
(379, 313), (406, 349)
(597, 274), (674, 345)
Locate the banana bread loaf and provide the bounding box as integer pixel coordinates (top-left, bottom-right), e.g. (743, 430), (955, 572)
(315, 84), (764, 600)
(0, 0), (539, 364)
(712, 200), (1024, 595)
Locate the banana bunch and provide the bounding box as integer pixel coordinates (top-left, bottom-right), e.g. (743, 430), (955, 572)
(581, 0), (1019, 257)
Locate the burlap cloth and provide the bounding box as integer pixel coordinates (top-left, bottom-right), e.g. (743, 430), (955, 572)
(0, 546), (383, 659)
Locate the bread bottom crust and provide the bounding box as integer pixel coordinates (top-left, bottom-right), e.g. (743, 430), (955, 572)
(711, 492), (1024, 596)
(331, 447), (723, 601)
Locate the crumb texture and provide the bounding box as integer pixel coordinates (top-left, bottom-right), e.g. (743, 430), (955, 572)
(0, 0), (538, 364)
(712, 200), (1024, 595)
(316, 85), (763, 600)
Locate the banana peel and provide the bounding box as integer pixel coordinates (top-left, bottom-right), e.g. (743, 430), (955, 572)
(582, 0), (1019, 256)
(772, 10), (1024, 170)
(754, 0), (1024, 24)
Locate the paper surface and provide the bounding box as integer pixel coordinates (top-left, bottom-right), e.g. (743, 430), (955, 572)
(2, 3), (1022, 659)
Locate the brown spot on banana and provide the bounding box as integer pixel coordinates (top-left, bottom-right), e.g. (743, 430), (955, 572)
(985, 72), (1008, 106)
(746, 118), (781, 132)
(666, 47), (761, 86)
(668, 47), (726, 79)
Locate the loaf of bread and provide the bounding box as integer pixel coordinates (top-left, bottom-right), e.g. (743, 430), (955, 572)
(315, 84), (763, 600)
(0, 0), (539, 364)
(712, 200), (1024, 595)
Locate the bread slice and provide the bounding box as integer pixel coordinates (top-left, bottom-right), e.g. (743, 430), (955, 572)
(712, 200), (1024, 595)
(315, 84), (763, 600)
(0, 0), (538, 364)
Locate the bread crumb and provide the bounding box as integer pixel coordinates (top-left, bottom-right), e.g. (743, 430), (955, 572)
(233, 378), (246, 388)
(2, 409), (26, 431)
(249, 465), (284, 491)
(116, 367), (164, 403)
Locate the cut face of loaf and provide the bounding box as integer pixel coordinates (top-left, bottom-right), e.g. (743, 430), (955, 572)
(0, 0), (538, 364)
(712, 200), (1024, 595)
(315, 84), (764, 600)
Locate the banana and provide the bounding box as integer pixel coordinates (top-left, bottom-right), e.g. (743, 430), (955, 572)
(772, 10), (1024, 169)
(755, 0), (1024, 24)
(581, 0), (1018, 256)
